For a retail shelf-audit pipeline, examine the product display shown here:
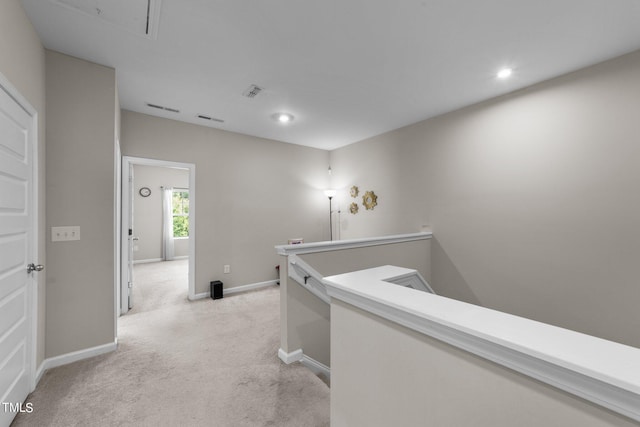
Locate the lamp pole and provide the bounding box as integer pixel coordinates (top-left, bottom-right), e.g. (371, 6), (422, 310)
(324, 189), (337, 241)
(328, 195), (333, 241)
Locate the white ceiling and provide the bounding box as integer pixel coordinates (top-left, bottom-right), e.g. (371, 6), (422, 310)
(20, 0), (640, 150)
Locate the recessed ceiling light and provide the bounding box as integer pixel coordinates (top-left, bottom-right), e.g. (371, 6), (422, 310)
(272, 113), (294, 124)
(497, 68), (513, 79)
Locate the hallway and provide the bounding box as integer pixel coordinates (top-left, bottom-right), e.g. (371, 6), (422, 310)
(127, 259), (189, 315)
(13, 262), (329, 426)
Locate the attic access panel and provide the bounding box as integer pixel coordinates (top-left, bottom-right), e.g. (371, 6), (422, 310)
(51, 0), (161, 39)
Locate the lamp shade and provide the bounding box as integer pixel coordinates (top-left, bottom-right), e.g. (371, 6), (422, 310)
(324, 189), (337, 198)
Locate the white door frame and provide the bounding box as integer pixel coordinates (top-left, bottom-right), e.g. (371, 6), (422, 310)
(114, 139), (121, 322)
(0, 72), (39, 394)
(120, 156), (196, 315)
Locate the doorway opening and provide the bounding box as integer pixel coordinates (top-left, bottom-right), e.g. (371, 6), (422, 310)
(120, 156), (196, 319)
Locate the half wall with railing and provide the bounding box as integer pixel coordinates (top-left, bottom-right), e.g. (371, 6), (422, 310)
(275, 232), (433, 377)
(325, 266), (640, 426)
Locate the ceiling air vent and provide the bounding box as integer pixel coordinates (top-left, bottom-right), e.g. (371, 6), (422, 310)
(242, 84), (263, 98)
(197, 115), (225, 123)
(146, 102), (180, 113)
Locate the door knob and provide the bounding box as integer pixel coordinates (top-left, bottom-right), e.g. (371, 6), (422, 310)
(27, 263), (44, 273)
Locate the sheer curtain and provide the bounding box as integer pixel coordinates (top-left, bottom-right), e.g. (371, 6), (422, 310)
(162, 186), (175, 261)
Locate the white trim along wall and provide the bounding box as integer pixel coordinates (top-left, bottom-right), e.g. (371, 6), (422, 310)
(192, 279), (279, 300)
(36, 341), (118, 385)
(278, 348), (330, 381)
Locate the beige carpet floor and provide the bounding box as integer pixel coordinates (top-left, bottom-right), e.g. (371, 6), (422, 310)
(13, 260), (330, 426)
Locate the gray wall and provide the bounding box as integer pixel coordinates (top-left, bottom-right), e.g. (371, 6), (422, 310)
(132, 165), (190, 261)
(330, 50), (640, 348)
(0, 0), (47, 367)
(331, 300), (638, 427)
(45, 51), (116, 358)
(121, 111), (330, 294)
(300, 239), (431, 282)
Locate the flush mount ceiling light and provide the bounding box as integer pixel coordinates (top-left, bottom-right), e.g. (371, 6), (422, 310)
(272, 113), (294, 124)
(497, 68), (513, 79)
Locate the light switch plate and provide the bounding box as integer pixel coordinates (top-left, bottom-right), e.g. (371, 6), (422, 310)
(51, 226), (81, 242)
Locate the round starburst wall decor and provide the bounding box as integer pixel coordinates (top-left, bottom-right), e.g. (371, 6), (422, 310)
(350, 185), (359, 198)
(362, 191), (378, 210)
(349, 202), (359, 214)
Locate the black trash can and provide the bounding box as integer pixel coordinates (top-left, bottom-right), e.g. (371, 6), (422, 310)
(210, 280), (223, 300)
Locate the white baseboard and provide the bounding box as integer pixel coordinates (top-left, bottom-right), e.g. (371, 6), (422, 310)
(224, 280), (278, 296)
(38, 341), (117, 378)
(278, 348), (331, 380)
(190, 292), (210, 301)
(278, 348), (303, 364)
(132, 258), (162, 265)
(191, 280), (278, 301)
(301, 354), (330, 380)
(134, 257), (189, 265)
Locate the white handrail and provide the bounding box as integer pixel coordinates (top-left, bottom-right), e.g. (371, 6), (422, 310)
(275, 232), (432, 256)
(287, 255), (434, 304)
(288, 255), (330, 303)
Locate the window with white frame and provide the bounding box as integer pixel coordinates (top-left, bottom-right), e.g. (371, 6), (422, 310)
(172, 189), (189, 237)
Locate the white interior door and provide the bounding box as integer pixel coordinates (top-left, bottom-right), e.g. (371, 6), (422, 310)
(0, 78), (38, 427)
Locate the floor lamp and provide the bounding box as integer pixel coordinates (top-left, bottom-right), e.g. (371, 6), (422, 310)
(324, 189), (337, 241)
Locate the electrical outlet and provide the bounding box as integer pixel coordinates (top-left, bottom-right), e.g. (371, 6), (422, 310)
(51, 226), (81, 242)
(224, 265), (230, 274)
